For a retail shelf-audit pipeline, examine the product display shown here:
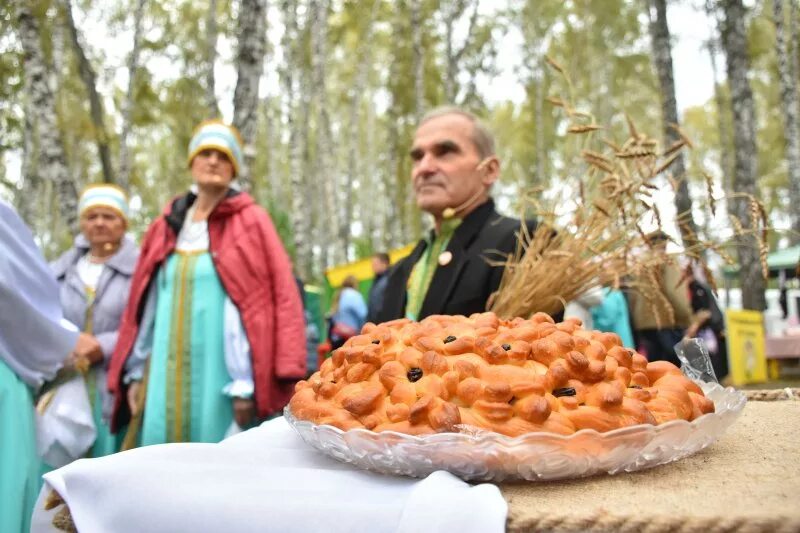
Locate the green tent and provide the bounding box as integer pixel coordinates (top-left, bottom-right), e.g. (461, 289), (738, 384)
(723, 245), (800, 279)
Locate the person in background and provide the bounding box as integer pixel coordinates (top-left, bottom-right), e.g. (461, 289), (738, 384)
(627, 231), (693, 366)
(50, 185), (139, 457)
(108, 119), (306, 446)
(0, 200), (89, 533)
(685, 264), (728, 381)
(374, 107), (535, 322)
(563, 286), (604, 331)
(366, 252), (391, 322)
(327, 275), (367, 351)
(590, 287), (636, 348)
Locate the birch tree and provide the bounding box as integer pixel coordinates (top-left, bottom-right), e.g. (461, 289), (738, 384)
(117, 0), (146, 191)
(309, 0), (341, 265)
(410, 0), (424, 121)
(442, 0), (479, 103)
(205, 0), (220, 117)
(63, 0), (115, 184)
(232, 0), (267, 191)
(773, 0), (800, 241)
(16, 2), (78, 234)
(343, 0), (379, 261)
(719, 0), (766, 311)
(646, 0), (700, 248)
(281, 0), (312, 276)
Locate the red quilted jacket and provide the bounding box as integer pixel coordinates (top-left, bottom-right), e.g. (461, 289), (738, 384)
(107, 190), (306, 431)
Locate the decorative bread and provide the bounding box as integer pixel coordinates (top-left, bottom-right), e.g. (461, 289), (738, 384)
(290, 312), (715, 437)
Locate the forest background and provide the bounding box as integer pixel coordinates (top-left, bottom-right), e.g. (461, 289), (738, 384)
(0, 0), (794, 311)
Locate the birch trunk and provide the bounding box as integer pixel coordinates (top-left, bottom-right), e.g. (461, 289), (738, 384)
(443, 0), (478, 104)
(118, 0), (146, 191)
(343, 0), (378, 261)
(282, 0), (312, 277)
(410, 0), (425, 121)
(232, 0), (267, 191)
(720, 0), (766, 311)
(309, 0), (341, 266)
(647, 0), (700, 248)
(205, 0), (220, 117)
(706, 37), (734, 192)
(17, 2), (78, 234)
(18, 94), (40, 226)
(63, 0), (115, 184)
(773, 0), (800, 242)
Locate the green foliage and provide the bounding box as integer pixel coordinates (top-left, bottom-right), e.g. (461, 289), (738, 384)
(3, 0), (796, 273)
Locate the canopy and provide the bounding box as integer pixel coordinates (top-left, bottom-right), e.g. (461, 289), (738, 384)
(723, 245), (800, 279)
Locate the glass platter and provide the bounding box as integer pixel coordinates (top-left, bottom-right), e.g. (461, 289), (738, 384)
(284, 382), (747, 482)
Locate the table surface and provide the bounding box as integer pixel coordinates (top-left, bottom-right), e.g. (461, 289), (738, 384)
(501, 400), (800, 532)
(766, 336), (800, 358)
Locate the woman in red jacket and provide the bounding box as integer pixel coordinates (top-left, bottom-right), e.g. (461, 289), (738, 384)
(108, 120), (306, 445)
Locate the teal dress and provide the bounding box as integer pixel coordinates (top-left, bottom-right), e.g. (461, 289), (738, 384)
(141, 251), (232, 444)
(0, 359), (40, 533)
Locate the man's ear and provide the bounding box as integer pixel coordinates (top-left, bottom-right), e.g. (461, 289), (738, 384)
(482, 157), (500, 186)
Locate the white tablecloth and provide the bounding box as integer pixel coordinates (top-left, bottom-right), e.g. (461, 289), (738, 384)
(31, 417), (507, 533)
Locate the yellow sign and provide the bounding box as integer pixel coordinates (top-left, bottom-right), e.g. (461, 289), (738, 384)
(725, 309), (767, 386)
(325, 243), (416, 288)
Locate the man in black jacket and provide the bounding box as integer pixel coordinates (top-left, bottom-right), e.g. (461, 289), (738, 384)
(370, 107), (532, 323)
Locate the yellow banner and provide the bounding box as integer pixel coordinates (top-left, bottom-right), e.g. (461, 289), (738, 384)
(725, 309), (767, 386)
(325, 243), (416, 288)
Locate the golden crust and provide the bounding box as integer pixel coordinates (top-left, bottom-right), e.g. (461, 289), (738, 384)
(289, 312), (715, 437)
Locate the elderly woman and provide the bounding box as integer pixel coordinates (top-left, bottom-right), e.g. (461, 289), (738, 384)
(50, 185), (139, 457)
(108, 120), (306, 445)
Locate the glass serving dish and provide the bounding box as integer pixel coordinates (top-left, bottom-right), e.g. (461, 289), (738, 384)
(284, 382), (746, 482)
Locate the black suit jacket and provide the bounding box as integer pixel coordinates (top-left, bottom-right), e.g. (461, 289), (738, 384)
(371, 199), (533, 323)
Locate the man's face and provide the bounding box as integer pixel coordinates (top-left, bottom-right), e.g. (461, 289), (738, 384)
(371, 257), (387, 275)
(409, 114), (497, 217)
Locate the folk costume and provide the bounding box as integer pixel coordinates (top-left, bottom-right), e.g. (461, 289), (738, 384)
(108, 122), (306, 443)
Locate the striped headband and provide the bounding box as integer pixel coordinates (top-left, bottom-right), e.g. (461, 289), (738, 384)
(78, 185), (129, 222)
(187, 120), (244, 176)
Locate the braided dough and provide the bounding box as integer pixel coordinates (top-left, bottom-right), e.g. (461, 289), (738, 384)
(290, 312), (715, 437)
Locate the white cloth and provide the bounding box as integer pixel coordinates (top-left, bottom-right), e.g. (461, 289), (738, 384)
(32, 417), (507, 533)
(222, 296), (253, 398)
(35, 374), (97, 468)
(75, 254), (105, 291)
(0, 200), (76, 387)
(175, 204), (209, 252)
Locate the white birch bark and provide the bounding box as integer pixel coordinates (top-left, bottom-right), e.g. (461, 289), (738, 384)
(343, 0), (379, 261)
(17, 2), (78, 234)
(281, 0), (312, 277)
(720, 0), (766, 311)
(232, 0), (267, 191)
(443, 0), (478, 103)
(118, 0), (146, 191)
(410, 0), (425, 121)
(309, 0), (341, 266)
(646, 0), (700, 247)
(773, 0), (800, 241)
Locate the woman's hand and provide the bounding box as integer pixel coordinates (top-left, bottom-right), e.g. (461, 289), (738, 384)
(233, 398), (256, 428)
(73, 332), (104, 365)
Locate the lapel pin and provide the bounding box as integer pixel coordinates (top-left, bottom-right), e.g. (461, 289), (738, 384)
(438, 251), (453, 266)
